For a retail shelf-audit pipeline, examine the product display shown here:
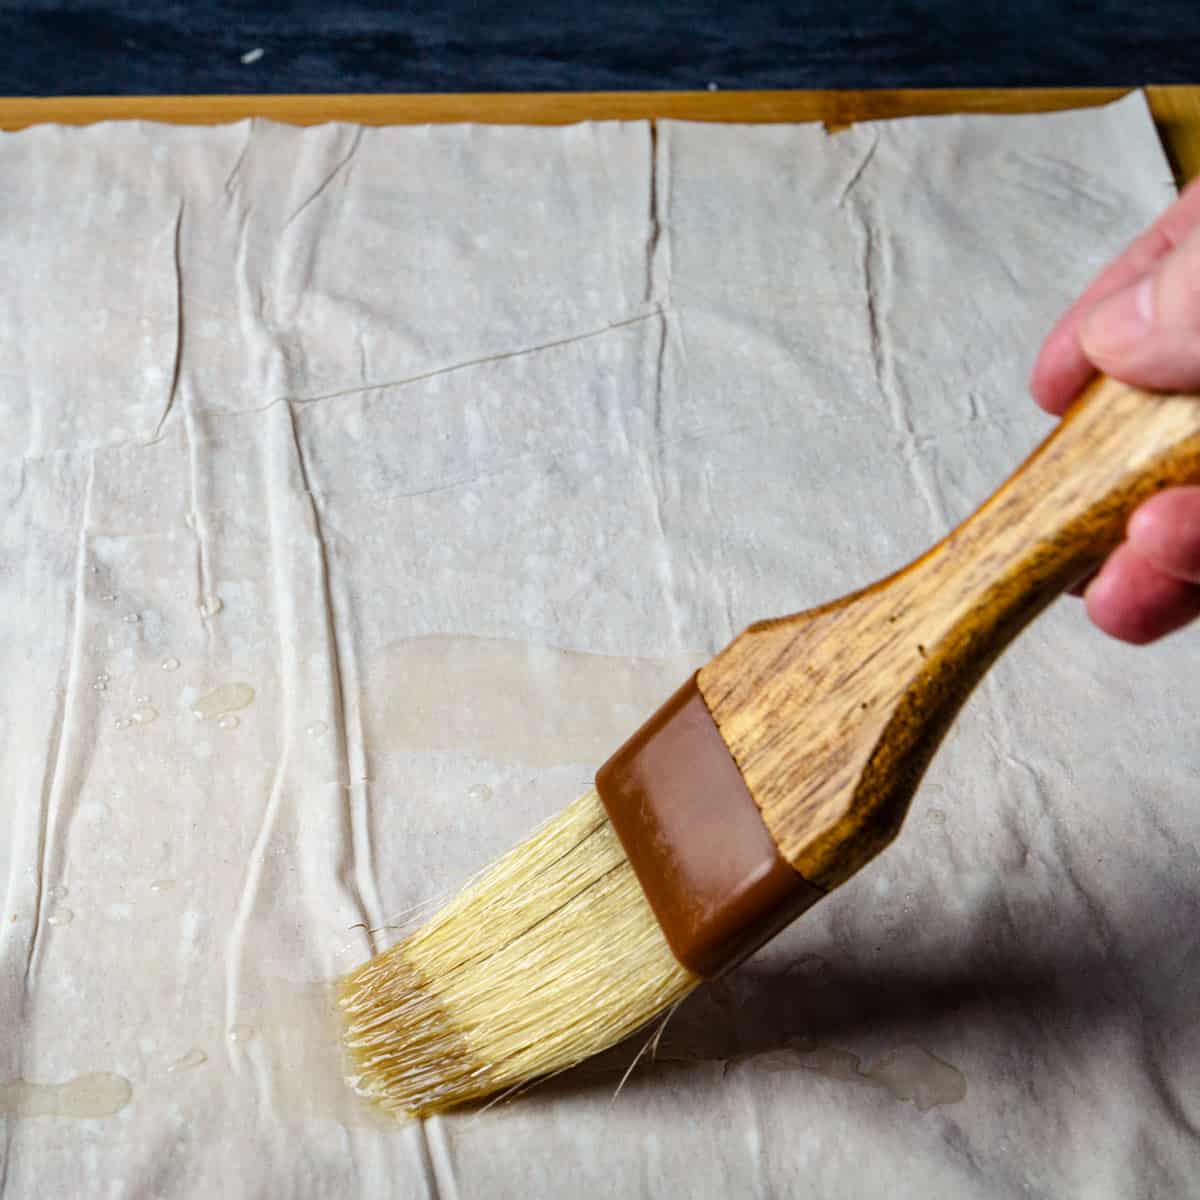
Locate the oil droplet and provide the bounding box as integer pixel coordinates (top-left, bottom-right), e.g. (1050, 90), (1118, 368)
(191, 682), (255, 721)
(46, 884), (68, 902)
(101, 592), (118, 602)
(0, 1072), (132, 1118)
(123, 613), (141, 624)
(795, 1046), (867, 1084)
(131, 705), (158, 725)
(91, 680), (108, 692)
(306, 720), (328, 738)
(87, 564), (100, 575)
(796, 1044), (966, 1112)
(216, 714), (239, 731)
(785, 954), (831, 979)
(114, 717), (132, 730)
(47, 907), (74, 927)
(467, 783), (493, 803)
(135, 694), (150, 705)
(160, 656), (180, 672)
(862, 1045), (967, 1112)
(198, 596), (224, 617)
(166, 1049), (207, 1073)
(228, 1024), (256, 1043)
(149, 879), (176, 893)
(363, 635), (708, 767)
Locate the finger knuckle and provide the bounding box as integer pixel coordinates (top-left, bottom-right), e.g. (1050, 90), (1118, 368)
(1158, 228), (1200, 332)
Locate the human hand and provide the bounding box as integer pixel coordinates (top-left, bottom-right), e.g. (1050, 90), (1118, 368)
(1030, 177), (1200, 643)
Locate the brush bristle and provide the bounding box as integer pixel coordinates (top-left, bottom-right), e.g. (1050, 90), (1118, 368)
(337, 789), (698, 1117)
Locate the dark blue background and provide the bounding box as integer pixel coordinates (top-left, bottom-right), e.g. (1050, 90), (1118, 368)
(1, 1), (1196, 96)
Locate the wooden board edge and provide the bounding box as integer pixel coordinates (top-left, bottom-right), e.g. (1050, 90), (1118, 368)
(1, 86), (1195, 181)
(1145, 85), (1200, 183)
(0, 85), (1150, 130)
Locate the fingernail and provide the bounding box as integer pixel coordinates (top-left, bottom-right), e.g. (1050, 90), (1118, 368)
(1082, 551), (1118, 604)
(1082, 276), (1154, 357)
(1081, 568), (1104, 605)
(1127, 502), (1156, 544)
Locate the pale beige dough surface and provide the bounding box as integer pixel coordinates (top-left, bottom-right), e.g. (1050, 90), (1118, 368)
(1, 94), (1196, 1198)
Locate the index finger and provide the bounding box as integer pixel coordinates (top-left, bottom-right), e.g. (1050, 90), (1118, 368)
(1030, 176), (1200, 416)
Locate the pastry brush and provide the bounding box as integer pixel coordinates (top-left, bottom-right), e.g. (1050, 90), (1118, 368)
(339, 374), (1200, 1118)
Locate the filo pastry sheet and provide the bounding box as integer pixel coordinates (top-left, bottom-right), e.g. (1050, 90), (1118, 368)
(0, 93), (1195, 1198)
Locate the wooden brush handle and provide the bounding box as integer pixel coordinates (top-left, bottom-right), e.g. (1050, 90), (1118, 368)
(920, 374), (1200, 625)
(698, 375), (1200, 890)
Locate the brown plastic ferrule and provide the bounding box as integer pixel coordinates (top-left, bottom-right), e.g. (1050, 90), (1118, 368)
(595, 674), (825, 978)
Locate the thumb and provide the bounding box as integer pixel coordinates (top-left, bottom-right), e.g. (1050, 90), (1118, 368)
(1080, 222), (1200, 391)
